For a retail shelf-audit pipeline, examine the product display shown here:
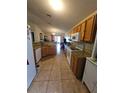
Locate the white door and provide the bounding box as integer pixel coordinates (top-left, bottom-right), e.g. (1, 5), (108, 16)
(27, 26), (36, 88)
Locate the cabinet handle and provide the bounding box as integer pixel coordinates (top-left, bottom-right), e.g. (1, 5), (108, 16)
(27, 60), (29, 65)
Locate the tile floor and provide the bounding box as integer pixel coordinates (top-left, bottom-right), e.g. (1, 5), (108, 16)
(28, 48), (89, 93)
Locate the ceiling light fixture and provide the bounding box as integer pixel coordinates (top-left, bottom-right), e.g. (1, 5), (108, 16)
(49, 0), (64, 11)
(52, 33), (56, 35)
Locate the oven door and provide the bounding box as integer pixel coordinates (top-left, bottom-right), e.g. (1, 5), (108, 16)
(66, 47), (71, 65)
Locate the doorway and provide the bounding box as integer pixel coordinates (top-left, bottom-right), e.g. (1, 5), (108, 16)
(54, 36), (61, 54)
(54, 36), (61, 43)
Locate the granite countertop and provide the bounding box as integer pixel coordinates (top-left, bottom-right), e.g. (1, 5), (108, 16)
(42, 42), (56, 47)
(72, 49), (92, 58)
(33, 45), (41, 50)
(33, 42), (41, 50)
(33, 42), (56, 49)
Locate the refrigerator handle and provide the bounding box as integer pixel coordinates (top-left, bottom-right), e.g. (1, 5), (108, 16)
(27, 60), (29, 65)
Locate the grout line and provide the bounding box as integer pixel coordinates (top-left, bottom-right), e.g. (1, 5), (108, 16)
(45, 57), (55, 93)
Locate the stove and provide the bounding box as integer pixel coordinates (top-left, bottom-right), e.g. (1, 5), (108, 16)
(66, 46), (80, 65)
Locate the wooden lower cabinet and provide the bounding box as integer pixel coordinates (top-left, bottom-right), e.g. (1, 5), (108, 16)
(48, 46), (56, 55)
(70, 53), (86, 80)
(41, 47), (48, 57)
(41, 46), (56, 57)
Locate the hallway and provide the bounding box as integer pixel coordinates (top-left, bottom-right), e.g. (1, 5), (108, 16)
(28, 46), (89, 93)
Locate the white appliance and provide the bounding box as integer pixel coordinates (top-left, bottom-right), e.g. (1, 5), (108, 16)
(91, 33), (97, 60)
(82, 57), (97, 93)
(27, 25), (36, 89)
(66, 46), (80, 65)
(35, 48), (41, 63)
(71, 32), (80, 41)
(66, 46), (72, 65)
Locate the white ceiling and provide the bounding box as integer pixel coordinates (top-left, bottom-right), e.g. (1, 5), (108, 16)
(27, 0), (97, 34)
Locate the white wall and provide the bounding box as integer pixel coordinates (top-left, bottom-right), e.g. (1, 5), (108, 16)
(28, 22), (44, 42)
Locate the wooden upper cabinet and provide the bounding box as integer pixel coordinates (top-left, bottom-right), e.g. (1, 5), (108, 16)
(77, 24), (81, 32)
(84, 15), (97, 42)
(68, 12), (97, 42)
(80, 22), (86, 40)
(72, 24), (82, 34)
(73, 28), (76, 33)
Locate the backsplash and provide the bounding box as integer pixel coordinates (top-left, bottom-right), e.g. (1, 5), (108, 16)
(84, 42), (93, 50)
(70, 41), (94, 54)
(84, 42), (94, 54)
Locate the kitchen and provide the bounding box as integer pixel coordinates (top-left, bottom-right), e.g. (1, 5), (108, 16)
(27, 0), (97, 93)
(1, 0), (123, 93)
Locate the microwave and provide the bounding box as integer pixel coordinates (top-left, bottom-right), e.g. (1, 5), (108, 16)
(71, 32), (80, 41)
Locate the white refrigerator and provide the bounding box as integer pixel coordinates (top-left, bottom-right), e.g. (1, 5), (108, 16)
(27, 25), (36, 89)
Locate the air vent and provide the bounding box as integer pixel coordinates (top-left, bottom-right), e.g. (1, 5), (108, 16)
(48, 22), (51, 25)
(46, 14), (52, 18)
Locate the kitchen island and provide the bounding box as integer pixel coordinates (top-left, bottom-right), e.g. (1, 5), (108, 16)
(41, 42), (56, 57)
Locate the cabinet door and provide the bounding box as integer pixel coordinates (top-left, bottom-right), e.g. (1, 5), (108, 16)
(73, 27), (77, 33)
(70, 54), (74, 69)
(73, 55), (78, 75)
(80, 22), (86, 40)
(71, 54), (75, 74)
(84, 16), (96, 42)
(78, 24), (82, 32)
(42, 47), (48, 57)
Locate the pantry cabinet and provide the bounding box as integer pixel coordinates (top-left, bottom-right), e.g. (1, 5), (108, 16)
(83, 15), (97, 42)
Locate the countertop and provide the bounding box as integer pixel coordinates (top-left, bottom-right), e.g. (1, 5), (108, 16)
(42, 42), (56, 47)
(72, 49), (92, 58)
(33, 42), (56, 50)
(33, 46), (41, 50)
(33, 42), (41, 50)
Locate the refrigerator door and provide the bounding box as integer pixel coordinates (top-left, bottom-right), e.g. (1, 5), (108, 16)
(27, 26), (36, 89)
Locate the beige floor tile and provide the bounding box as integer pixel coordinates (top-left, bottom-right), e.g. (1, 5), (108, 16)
(47, 81), (63, 93)
(52, 64), (60, 71)
(62, 79), (89, 93)
(40, 64), (53, 71)
(33, 70), (51, 81)
(40, 60), (54, 66)
(61, 70), (75, 80)
(62, 80), (75, 93)
(71, 79), (90, 93)
(49, 70), (61, 80)
(60, 64), (70, 71)
(28, 81), (48, 93)
(28, 50), (89, 93)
